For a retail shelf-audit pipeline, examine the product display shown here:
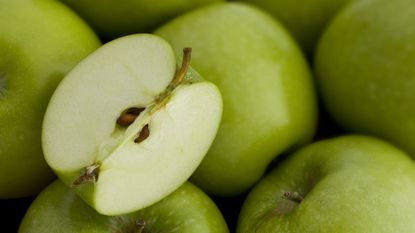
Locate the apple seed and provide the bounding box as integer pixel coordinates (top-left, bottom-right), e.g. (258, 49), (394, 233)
(117, 107), (145, 127)
(134, 124), (150, 143)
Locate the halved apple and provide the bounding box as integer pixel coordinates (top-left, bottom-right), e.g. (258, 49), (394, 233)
(42, 34), (222, 215)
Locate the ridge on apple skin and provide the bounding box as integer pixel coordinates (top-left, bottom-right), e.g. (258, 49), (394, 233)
(42, 34), (223, 215)
(237, 135), (415, 233)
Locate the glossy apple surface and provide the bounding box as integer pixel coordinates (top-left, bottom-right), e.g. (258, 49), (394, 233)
(19, 180), (229, 233)
(0, 0), (100, 198)
(315, 0), (415, 158)
(238, 135), (415, 233)
(156, 2), (317, 196)
(59, 0), (224, 39)
(237, 0), (350, 54)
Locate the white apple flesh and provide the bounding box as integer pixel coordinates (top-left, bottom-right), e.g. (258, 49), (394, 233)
(42, 34), (222, 215)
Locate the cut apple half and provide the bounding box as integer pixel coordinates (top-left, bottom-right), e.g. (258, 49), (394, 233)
(42, 34), (222, 215)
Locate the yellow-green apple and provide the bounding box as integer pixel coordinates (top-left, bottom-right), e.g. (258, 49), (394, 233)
(315, 0), (415, 158)
(42, 34), (223, 215)
(19, 180), (229, 233)
(155, 2), (317, 196)
(0, 0), (100, 198)
(235, 0), (350, 54)
(238, 135), (415, 233)
(59, 0), (224, 39)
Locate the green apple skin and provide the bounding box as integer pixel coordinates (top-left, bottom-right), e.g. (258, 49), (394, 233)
(19, 180), (229, 233)
(315, 0), (415, 158)
(155, 2), (317, 196)
(236, 0), (350, 54)
(0, 0), (101, 198)
(59, 0), (224, 39)
(238, 135), (415, 233)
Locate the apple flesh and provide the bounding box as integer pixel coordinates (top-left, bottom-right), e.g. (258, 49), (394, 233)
(0, 0), (100, 198)
(42, 34), (222, 215)
(155, 2), (317, 196)
(315, 0), (415, 158)
(59, 0), (224, 39)
(238, 135), (415, 233)
(19, 180), (229, 233)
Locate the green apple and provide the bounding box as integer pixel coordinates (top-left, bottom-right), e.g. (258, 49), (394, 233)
(42, 34), (222, 215)
(59, 0), (224, 39)
(238, 135), (415, 233)
(0, 0), (100, 198)
(19, 180), (229, 233)
(236, 0), (350, 54)
(155, 2), (317, 196)
(315, 0), (415, 158)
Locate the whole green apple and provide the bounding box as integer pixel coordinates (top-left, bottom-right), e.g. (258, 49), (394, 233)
(0, 0), (100, 198)
(19, 180), (229, 233)
(238, 135), (415, 233)
(155, 2), (317, 196)
(59, 0), (224, 39)
(315, 0), (415, 158)
(236, 0), (350, 54)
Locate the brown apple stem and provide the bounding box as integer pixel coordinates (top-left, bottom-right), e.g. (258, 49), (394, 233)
(171, 47), (192, 88)
(282, 191), (304, 203)
(151, 47), (192, 114)
(72, 162), (101, 188)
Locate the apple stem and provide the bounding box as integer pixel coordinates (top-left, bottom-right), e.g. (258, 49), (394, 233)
(282, 191), (304, 203)
(72, 162), (101, 187)
(150, 47), (192, 114)
(171, 47), (192, 88)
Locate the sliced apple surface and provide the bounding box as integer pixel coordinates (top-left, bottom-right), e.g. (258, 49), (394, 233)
(42, 34), (222, 215)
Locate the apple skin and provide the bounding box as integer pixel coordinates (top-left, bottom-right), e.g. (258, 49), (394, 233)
(155, 2), (317, 196)
(238, 135), (415, 233)
(59, 0), (224, 39)
(19, 180), (229, 233)
(236, 0), (350, 54)
(0, 0), (101, 198)
(315, 0), (415, 158)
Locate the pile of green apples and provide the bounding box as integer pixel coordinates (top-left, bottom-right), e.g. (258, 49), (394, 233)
(2, 0), (415, 232)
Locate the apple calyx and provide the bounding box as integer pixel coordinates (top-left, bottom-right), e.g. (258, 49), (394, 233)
(109, 217), (146, 233)
(281, 191), (304, 203)
(71, 162), (101, 187)
(134, 219), (146, 233)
